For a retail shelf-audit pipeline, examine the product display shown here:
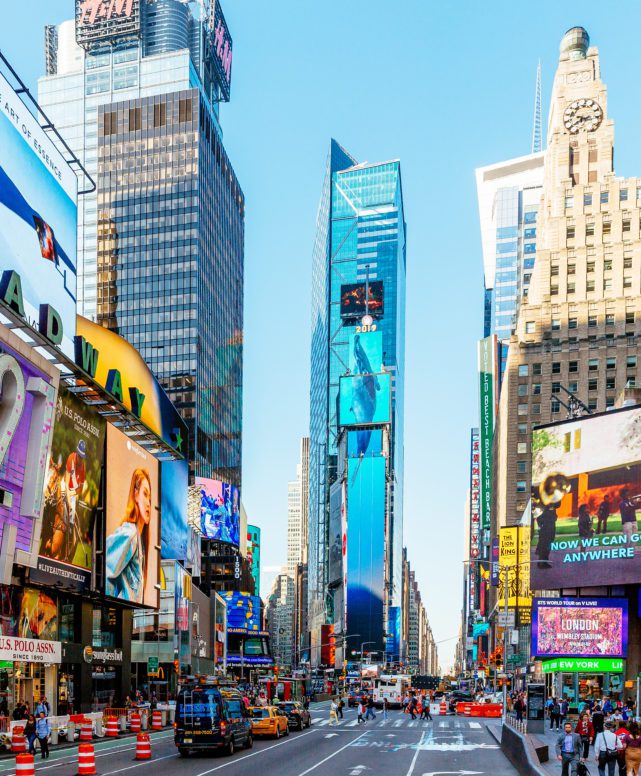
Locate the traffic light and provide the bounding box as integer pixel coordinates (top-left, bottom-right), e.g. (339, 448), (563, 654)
(173, 660), (179, 674)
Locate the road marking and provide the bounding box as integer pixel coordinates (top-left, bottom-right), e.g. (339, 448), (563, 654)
(408, 721), (418, 727)
(295, 731), (368, 776)
(99, 753), (177, 776)
(468, 722), (481, 729)
(324, 733), (339, 739)
(404, 731), (426, 776)
(346, 719), (359, 727)
(393, 720), (404, 727)
(316, 719), (330, 726)
(191, 728), (317, 775)
(421, 771), (483, 776)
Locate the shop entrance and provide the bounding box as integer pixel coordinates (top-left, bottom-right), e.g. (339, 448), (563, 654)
(14, 664), (45, 711)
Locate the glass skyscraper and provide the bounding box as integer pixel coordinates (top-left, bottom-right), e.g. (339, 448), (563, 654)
(308, 140), (406, 664)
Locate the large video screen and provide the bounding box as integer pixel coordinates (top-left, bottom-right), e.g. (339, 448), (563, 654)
(37, 387), (106, 590)
(349, 331), (382, 376)
(531, 407), (641, 589)
(0, 72), (77, 358)
(105, 425), (159, 607)
(160, 459), (189, 562)
(339, 373), (391, 428)
(195, 478), (240, 545)
(340, 281), (383, 319)
(532, 598), (628, 658)
(220, 591), (261, 633)
(328, 481), (343, 586)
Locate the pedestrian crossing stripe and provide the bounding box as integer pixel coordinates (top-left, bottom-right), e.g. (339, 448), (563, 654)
(311, 718), (485, 730)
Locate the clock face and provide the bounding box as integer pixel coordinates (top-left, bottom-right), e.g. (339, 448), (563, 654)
(563, 99), (603, 134)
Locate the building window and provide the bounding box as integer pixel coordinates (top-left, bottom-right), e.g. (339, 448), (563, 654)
(568, 318), (578, 329)
(623, 219), (631, 233)
(551, 265), (559, 276)
(585, 222), (595, 237)
(607, 357), (616, 369)
(606, 396), (615, 408)
(566, 226), (576, 239)
(587, 280), (595, 292)
(588, 149), (598, 163)
(568, 282), (576, 294)
(517, 481), (527, 493)
(569, 381), (578, 393)
(518, 365), (529, 377)
(518, 423), (527, 435)
(533, 363), (542, 375)
(589, 399), (598, 411)
(624, 276), (633, 289)
(518, 384), (528, 397)
(524, 211), (537, 224)
(601, 191), (609, 204)
(588, 315), (597, 327)
(524, 228), (536, 239)
(624, 257), (633, 269)
(565, 196), (574, 209)
(604, 278), (613, 291)
(621, 188), (629, 201)
(552, 362), (561, 374)
(524, 242), (536, 254)
(128, 107), (141, 131)
(589, 359), (599, 371)
(551, 400), (561, 414)
(551, 285), (559, 295)
(588, 379), (598, 391)
(517, 403), (528, 416)
(525, 321), (535, 334)
(179, 98), (193, 123)
(604, 259), (613, 270)
(517, 442), (527, 454)
(103, 111), (117, 135)
(584, 193), (593, 206)
(568, 264), (576, 275)
(626, 312), (635, 324)
(606, 313), (615, 326)
(154, 102), (167, 127)
(551, 382), (561, 394)
(603, 221), (612, 236)
(517, 461), (527, 474)
(569, 361), (579, 373)
(587, 262), (595, 273)
(532, 383), (541, 395)
(606, 376), (615, 389)
(627, 356), (637, 368)
(532, 403), (541, 415)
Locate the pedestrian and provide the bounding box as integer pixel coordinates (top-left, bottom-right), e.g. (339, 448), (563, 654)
(420, 697), (432, 721)
(515, 695), (525, 723)
(12, 701), (25, 721)
(365, 696), (376, 720)
(409, 694), (418, 720)
(622, 721), (641, 776)
(383, 698), (390, 721)
(597, 496), (611, 534)
(24, 714), (37, 756)
(35, 712), (50, 760)
(551, 697), (562, 731)
(556, 721), (582, 776)
(595, 721), (622, 776)
(593, 705), (606, 742)
(329, 698), (339, 726)
(35, 696), (50, 717)
(338, 696), (344, 719)
(357, 700), (366, 724)
(561, 698), (569, 726)
(576, 711), (594, 761)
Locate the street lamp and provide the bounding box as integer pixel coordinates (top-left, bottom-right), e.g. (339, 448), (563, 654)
(359, 641), (375, 680)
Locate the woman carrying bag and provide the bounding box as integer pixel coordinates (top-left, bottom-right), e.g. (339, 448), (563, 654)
(622, 722), (641, 776)
(576, 711), (595, 760)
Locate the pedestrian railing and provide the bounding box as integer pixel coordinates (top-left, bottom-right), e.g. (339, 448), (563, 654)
(505, 712), (527, 735)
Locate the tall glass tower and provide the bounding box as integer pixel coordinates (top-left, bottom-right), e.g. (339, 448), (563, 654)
(308, 140), (406, 665)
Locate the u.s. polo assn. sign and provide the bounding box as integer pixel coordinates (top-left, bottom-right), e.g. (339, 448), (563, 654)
(0, 637), (61, 663)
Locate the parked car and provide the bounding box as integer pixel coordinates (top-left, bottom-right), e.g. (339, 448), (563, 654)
(347, 691), (363, 708)
(249, 706), (290, 738)
(275, 702), (311, 730)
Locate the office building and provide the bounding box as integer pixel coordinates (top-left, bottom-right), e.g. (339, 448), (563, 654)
(308, 141), (406, 666)
(38, 0), (243, 481)
(266, 569), (293, 670)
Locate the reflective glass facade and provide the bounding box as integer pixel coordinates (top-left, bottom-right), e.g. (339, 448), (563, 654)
(308, 141), (406, 654)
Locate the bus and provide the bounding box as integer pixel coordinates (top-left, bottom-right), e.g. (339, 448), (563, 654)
(372, 674), (410, 708)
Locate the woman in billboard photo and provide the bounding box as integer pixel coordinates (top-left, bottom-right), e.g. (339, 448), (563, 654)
(105, 468), (153, 604)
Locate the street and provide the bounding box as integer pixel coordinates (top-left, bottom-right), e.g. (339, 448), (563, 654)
(0, 707), (518, 776)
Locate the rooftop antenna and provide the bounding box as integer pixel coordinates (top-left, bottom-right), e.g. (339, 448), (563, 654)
(531, 60), (542, 154)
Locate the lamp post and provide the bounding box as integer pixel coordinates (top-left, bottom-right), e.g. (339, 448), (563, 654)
(359, 641), (375, 680)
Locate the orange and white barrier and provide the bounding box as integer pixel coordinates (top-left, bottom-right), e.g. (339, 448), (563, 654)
(129, 713), (141, 734)
(15, 754), (34, 776)
(78, 744), (96, 776)
(439, 701), (447, 716)
(135, 733), (151, 760)
(151, 711), (162, 730)
(11, 727), (26, 754)
(80, 721), (93, 742)
(105, 717), (119, 738)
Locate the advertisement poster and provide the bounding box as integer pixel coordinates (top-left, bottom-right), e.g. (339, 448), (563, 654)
(349, 331), (383, 376)
(339, 372), (391, 430)
(160, 459), (189, 562)
(328, 481), (343, 585)
(498, 526), (532, 623)
(0, 72), (77, 358)
(105, 425), (159, 607)
(37, 387), (105, 590)
(0, 338), (57, 557)
(195, 477), (240, 545)
(531, 407), (641, 589)
(220, 591), (261, 633)
(532, 598), (628, 658)
(340, 281), (384, 319)
(16, 587), (58, 640)
(478, 336), (497, 531)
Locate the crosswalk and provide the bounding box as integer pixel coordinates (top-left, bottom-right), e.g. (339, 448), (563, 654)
(311, 716), (486, 730)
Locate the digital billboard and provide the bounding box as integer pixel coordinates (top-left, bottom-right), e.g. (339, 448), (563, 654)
(0, 334), (57, 560)
(246, 525), (260, 596)
(0, 71), (77, 359)
(211, 0), (233, 101)
(532, 598), (628, 658)
(339, 372), (391, 430)
(498, 526), (532, 624)
(531, 406), (641, 589)
(346, 451), (385, 651)
(195, 477), (240, 545)
(328, 481), (343, 586)
(340, 281), (384, 319)
(105, 425), (159, 607)
(220, 591), (261, 633)
(349, 331), (382, 376)
(347, 427), (382, 460)
(75, 0), (141, 47)
(478, 336), (498, 531)
(16, 587), (57, 640)
(37, 387), (106, 590)
(160, 459), (189, 562)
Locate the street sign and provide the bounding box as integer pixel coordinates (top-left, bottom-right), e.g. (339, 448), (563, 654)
(147, 657), (159, 675)
(507, 654), (522, 664)
(498, 611), (515, 627)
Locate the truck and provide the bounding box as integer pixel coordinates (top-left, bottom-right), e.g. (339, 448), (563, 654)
(372, 674), (411, 708)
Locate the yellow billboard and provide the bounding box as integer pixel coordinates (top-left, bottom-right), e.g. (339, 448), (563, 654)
(498, 526), (531, 623)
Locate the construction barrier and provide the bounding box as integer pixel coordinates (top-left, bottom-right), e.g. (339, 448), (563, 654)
(469, 703), (503, 718)
(78, 744), (96, 776)
(105, 717), (119, 738)
(135, 733), (151, 760)
(129, 714), (141, 734)
(455, 702), (473, 716)
(15, 754), (34, 776)
(11, 727), (26, 754)
(80, 721), (93, 742)
(151, 711), (162, 731)
(439, 701), (447, 716)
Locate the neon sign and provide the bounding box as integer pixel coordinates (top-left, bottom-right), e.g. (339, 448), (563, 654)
(78, 0), (134, 25)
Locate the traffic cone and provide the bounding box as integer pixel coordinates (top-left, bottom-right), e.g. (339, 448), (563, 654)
(12, 728), (26, 753)
(78, 744), (96, 776)
(135, 733), (151, 760)
(130, 713), (141, 734)
(105, 717), (119, 738)
(80, 720), (93, 741)
(15, 754), (34, 776)
(151, 711), (162, 730)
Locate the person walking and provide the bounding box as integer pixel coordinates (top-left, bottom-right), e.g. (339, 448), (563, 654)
(365, 696), (376, 721)
(595, 721), (622, 776)
(24, 714), (37, 756)
(515, 695), (525, 723)
(576, 711), (595, 761)
(578, 505), (595, 547)
(337, 696), (344, 719)
(329, 698), (339, 726)
(551, 698), (562, 731)
(357, 700), (366, 724)
(556, 721), (582, 776)
(561, 698), (570, 727)
(35, 697), (50, 717)
(593, 705), (606, 741)
(35, 712), (50, 760)
(408, 694), (418, 720)
(420, 697), (433, 721)
(622, 721), (641, 776)
(383, 698), (390, 721)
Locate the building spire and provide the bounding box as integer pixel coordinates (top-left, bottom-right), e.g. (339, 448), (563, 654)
(531, 60), (542, 153)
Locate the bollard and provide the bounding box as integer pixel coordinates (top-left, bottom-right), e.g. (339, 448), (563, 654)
(80, 721), (93, 742)
(15, 753), (35, 776)
(11, 727), (26, 754)
(67, 721), (76, 742)
(50, 727), (59, 747)
(135, 733), (151, 761)
(168, 708), (175, 724)
(151, 711), (162, 731)
(160, 710), (167, 727)
(95, 719), (103, 738)
(78, 744), (96, 776)
(119, 716), (127, 733)
(130, 713), (141, 734)
(140, 711), (148, 731)
(105, 717), (119, 738)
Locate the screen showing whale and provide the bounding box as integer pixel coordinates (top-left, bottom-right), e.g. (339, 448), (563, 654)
(339, 373), (391, 428)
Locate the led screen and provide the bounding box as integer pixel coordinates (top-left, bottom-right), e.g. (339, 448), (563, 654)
(340, 281), (383, 319)
(195, 477), (240, 545)
(220, 591), (261, 633)
(105, 425), (159, 607)
(37, 387), (106, 590)
(0, 71), (77, 358)
(160, 459), (189, 562)
(339, 373), (391, 429)
(532, 598), (628, 658)
(328, 481), (343, 586)
(531, 406), (641, 589)
(349, 331), (382, 375)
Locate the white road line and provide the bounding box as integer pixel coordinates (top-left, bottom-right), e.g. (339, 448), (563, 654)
(439, 721), (446, 728)
(469, 721), (482, 729)
(404, 730), (425, 776)
(346, 720), (359, 727)
(393, 720), (404, 727)
(316, 719), (330, 726)
(295, 731), (368, 776)
(192, 729), (317, 776)
(99, 753), (177, 776)
(408, 721), (418, 727)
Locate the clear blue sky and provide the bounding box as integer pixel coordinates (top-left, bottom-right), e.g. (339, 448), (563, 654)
(4, 1), (641, 671)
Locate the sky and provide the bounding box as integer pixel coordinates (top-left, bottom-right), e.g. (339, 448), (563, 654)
(4, 1), (641, 672)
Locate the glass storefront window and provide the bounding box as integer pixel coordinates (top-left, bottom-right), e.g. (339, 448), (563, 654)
(578, 674), (603, 702)
(59, 598), (79, 643)
(92, 607), (118, 648)
(562, 673), (575, 701)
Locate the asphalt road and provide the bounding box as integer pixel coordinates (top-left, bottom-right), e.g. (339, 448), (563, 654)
(0, 707), (519, 776)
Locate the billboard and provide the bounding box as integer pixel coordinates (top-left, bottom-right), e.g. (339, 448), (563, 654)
(105, 425), (159, 607)
(16, 587), (58, 640)
(37, 387), (106, 590)
(349, 331), (383, 376)
(531, 406), (641, 589)
(340, 281), (384, 319)
(328, 481), (343, 586)
(478, 336), (498, 531)
(195, 478), (240, 545)
(339, 373), (391, 429)
(532, 598), (628, 658)
(246, 525), (260, 596)
(220, 591), (261, 633)
(0, 71), (77, 359)
(75, 0), (141, 47)
(346, 451), (386, 651)
(211, 1), (233, 101)
(160, 459), (189, 562)
(498, 526), (532, 624)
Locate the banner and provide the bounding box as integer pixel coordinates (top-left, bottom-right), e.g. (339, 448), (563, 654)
(498, 526), (531, 624)
(478, 336), (497, 531)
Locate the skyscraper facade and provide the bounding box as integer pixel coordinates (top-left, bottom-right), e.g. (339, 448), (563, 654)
(308, 140), (406, 665)
(38, 1), (242, 481)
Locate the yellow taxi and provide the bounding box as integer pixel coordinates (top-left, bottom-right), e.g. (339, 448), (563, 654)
(248, 706), (290, 738)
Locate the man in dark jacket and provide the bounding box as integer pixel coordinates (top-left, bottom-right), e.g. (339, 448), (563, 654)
(592, 704), (605, 742)
(555, 722), (582, 776)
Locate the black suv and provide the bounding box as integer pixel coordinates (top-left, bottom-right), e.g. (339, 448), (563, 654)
(275, 702), (311, 731)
